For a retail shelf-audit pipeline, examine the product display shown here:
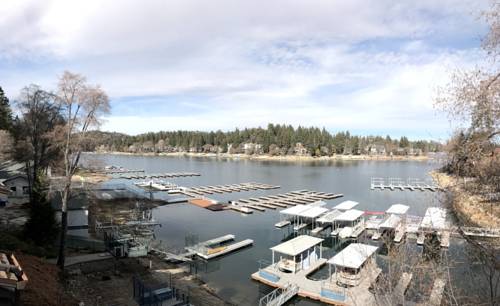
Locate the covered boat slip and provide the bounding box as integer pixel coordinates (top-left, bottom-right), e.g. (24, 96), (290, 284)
(376, 204), (409, 240)
(333, 200), (359, 211)
(330, 209), (365, 238)
(369, 204), (409, 241)
(386, 203), (410, 215)
(252, 237), (381, 305)
(418, 207), (450, 247)
(277, 202), (328, 231)
(420, 207), (447, 230)
(270, 235), (324, 273)
(327, 243), (380, 287)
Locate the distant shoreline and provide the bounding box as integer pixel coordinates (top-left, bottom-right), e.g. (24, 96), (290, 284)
(86, 151), (430, 162)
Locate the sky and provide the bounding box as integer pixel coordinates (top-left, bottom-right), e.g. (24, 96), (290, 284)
(0, 0), (491, 140)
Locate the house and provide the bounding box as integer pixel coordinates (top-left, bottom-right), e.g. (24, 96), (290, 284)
(0, 161), (29, 205)
(1, 175), (30, 199)
(294, 143), (309, 156)
(243, 143), (262, 155)
(366, 144), (386, 156)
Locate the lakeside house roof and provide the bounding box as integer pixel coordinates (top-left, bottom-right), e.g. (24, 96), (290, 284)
(386, 204), (410, 215)
(334, 209), (364, 222)
(0, 161), (25, 173)
(334, 200), (359, 211)
(297, 206), (329, 219)
(0, 174), (29, 184)
(280, 204), (309, 216)
(271, 235), (324, 257)
(420, 207), (447, 230)
(327, 243), (378, 269)
(379, 214), (402, 229)
(317, 210), (342, 223)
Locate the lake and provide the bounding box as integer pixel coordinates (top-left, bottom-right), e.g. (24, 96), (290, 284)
(81, 153), (446, 305)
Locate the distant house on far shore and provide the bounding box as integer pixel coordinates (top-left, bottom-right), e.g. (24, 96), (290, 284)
(294, 143), (309, 156)
(366, 144), (386, 156)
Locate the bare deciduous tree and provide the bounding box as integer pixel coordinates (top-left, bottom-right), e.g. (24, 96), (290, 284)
(14, 85), (63, 202)
(56, 71), (110, 269)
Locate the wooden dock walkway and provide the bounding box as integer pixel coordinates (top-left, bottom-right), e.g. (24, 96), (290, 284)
(185, 234), (253, 260)
(118, 172), (200, 179)
(179, 182), (280, 197)
(229, 190), (343, 215)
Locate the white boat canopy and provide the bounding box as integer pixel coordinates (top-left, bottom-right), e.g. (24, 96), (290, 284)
(308, 200), (327, 207)
(386, 204), (410, 215)
(271, 235), (324, 257)
(379, 214), (402, 229)
(316, 210), (342, 223)
(334, 209), (365, 222)
(334, 200), (359, 211)
(279, 204), (309, 216)
(420, 207), (447, 230)
(297, 206), (329, 219)
(327, 243), (378, 269)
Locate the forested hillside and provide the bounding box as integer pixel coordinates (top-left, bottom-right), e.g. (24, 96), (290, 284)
(86, 124), (442, 156)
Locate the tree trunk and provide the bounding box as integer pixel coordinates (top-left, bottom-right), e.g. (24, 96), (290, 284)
(56, 184), (70, 269)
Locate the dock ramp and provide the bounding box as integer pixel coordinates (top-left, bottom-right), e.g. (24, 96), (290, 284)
(259, 283), (299, 306)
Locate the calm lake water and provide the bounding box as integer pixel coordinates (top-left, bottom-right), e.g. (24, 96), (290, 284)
(81, 153), (448, 305)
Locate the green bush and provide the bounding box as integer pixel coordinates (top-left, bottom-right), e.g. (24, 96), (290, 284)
(23, 186), (60, 247)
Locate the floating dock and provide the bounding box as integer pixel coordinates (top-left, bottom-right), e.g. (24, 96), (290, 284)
(186, 234), (254, 260)
(180, 182), (280, 197)
(118, 172), (201, 179)
(232, 190), (343, 214)
(371, 177), (441, 192)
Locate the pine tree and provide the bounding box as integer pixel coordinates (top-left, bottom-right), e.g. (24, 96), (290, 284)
(0, 86), (13, 131)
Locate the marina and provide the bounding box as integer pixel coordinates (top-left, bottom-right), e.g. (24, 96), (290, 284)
(77, 153), (499, 306)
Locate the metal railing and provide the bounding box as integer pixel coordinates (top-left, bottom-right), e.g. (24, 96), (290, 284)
(259, 283), (299, 306)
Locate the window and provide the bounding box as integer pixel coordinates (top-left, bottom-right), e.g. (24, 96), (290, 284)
(23, 186), (29, 195)
(10, 187), (16, 192)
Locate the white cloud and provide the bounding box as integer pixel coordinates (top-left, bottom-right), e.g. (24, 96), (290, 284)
(0, 0), (490, 139)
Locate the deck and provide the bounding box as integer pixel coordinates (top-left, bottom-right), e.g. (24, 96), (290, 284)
(252, 259), (380, 305)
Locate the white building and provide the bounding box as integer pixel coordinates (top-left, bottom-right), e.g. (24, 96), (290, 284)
(1, 175), (30, 199)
